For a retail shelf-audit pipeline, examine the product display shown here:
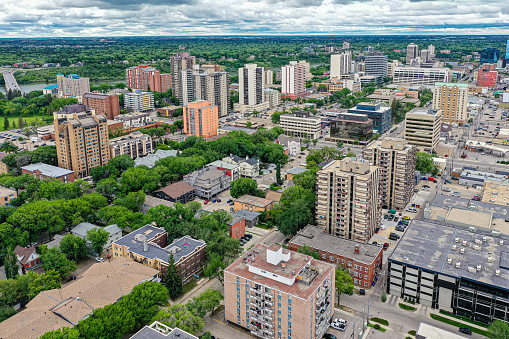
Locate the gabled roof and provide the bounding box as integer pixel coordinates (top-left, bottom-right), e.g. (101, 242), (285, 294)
(14, 245), (39, 265)
(155, 181), (195, 199)
(265, 190), (282, 203)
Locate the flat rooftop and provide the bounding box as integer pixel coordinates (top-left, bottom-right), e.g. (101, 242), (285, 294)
(235, 194), (273, 208)
(389, 220), (509, 291)
(21, 163), (74, 178)
(225, 243), (335, 300)
(113, 225), (206, 265)
(290, 225), (382, 266)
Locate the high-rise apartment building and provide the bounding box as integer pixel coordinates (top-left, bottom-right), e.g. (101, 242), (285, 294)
(183, 100), (219, 138)
(365, 52), (388, 81)
(428, 44), (435, 57)
(124, 90), (154, 112)
(298, 60), (313, 81)
(170, 52), (196, 99)
(433, 83), (469, 125)
(330, 52), (351, 79)
(406, 43), (419, 65)
(83, 93), (120, 120)
(477, 68), (499, 88)
(404, 109), (442, 151)
(264, 70), (274, 85)
(480, 47), (500, 64)
(315, 158), (381, 243)
(281, 61), (306, 100)
(235, 64), (269, 112)
(125, 65), (171, 92)
(54, 112), (110, 178)
(393, 67), (449, 85)
(420, 50), (430, 63)
(363, 138), (417, 211)
(343, 41), (351, 49)
(264, 89), (281, 108)
(224, 243), (335, 339)
(56, 74), (90, 98)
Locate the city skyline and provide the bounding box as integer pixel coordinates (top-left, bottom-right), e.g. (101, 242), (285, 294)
(1, 0), (509, 37)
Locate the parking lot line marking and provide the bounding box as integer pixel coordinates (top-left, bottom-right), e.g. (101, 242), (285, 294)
(213, 319), (258, 339)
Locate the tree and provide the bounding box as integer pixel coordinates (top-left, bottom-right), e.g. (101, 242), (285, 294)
(86, 227), (109, 256)
(345, 151), (356, 158)
(59, 234), (89, 262)
(113, 190), (146, 212)
(4, 247), (19, 279)
(276, 163), (283, 186)
(108, 154), (135, 174)
(230, 177), (263, 198)
(97, 205), (143, 229)
(370, 133), (381, 141)
(3, 117), (9, 131)
(187, 288), (223, 318)
(488, 320), (509, 339)
(174, 120), (184, 131)
(95, 177), (120, 198)
(0, 305), (16, 323)
(78, 303), (135, 339)
(312, 139), (318, 146)
(318, 84), (328, 92)
(354, 139), (360, 145)
(416, 152), (439, 176)
(335, 267), (354, 306)
(41, 248), (77, 279)
(119, 166), (161, 194)
(39, 327), (80, 339)
(164, 254), (182, 299)
(120, 281), (169, 329)
(297, 244), (321, 260)
(271, 112), (282, 124)
(246, 121), (252, 128)
(275, 199), (312, 235)
(204, 254), (227, 285)
(152, 304), (204, 334)
(28, 269), (61, 299)
(90, 165), (117, 183)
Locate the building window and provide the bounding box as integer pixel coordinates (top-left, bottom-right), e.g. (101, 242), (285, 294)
(354, 278), (358, 284)
(322, 254), (326, 259)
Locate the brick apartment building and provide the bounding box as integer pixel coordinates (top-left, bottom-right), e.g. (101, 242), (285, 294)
(126, 65), (171, 92)
(0, 186), (17, 206)
(477, 68), (499, 88)
(112, 224), (206, 283)
(183, 100), (219, 138)
(289, 225), (383, 289)
(228, 215), (246, 239)
(83, 93), (120, 120)
(21, 163), (75, 183)
(224, 243), (336, 339)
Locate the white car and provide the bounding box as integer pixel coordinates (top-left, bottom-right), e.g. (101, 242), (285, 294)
(96, 257), (105, 262)
(333, 318), (347, 325)
(406, 207), (418, 213)
(331, 322), (346, 331)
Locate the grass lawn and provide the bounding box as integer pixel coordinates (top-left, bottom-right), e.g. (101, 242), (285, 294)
(429, 313), (489, 337)
(1, 116), (47, 132)
(438, 310), (489, 328)
(182, 279), (197, 295)
(256, 223), (273, 230)
(398, 303), (417, 311)
(370, 317), (389, 326)
(368, 323), (386, 332)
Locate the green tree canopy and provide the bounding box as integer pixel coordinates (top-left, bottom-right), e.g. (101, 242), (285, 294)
(335, 267), (354, 305)
(230, 178), (264, 199)
(40, 248), (77, 279)
(86, 227), (109, 256)
(59, 234), (89, 262)
(164, 254), (183, 299)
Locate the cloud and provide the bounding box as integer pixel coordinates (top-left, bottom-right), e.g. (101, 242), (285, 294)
(0, 0), (508, 36)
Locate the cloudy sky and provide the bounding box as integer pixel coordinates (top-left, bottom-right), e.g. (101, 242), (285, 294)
(1, 0), (508, 37)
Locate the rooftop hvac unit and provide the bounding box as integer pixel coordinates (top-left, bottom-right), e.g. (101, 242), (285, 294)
(456, 262), (461, 268)
(452, 244), (457, 251)
(462, 240), (467, 246)
(468, 267), (477, 274)
(447, 258), (453, 265)
(473, 245), (482, 251)
(500, 240), (505, 246)
(477, 264), (482, 271)
(488, 256), (493, 263)
(460, 248), (465, 254)
(455, 237), (460, 243)
(496, 269), (501, 276)
(475, 239), (482, 245)
(483, 236), (488, 242)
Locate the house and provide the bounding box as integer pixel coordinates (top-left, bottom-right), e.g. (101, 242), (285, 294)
(276, 135), (300, 156)
(21, 163), (75, 183)
(112, 224), (207, 283)
(152, 181), (195, 203)
(227, 215), (245, 239)
(207, 160), (241, 182)
(13, 246), (41, 274)
(265, 190), (282, 204)
(184, 167), (230, 199)
(234, 194), (275, 213)
(0, 186), (17, 206)
(130, 321), (198, 339)
(71, 223), (123, 252)
(0, 257), (158, 339)
(134, 149), (178, 168)
(234, 210), (261, 228)
(286, 167), (308, 181)
(222, 155), (259, 178)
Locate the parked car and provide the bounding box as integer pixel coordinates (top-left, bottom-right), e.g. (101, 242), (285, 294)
(388, 215), (394, 221)
(383, 243), (389, 250)
(406, 207), (418, 213)
(332, 318), (347, 326)
(472, 196), (481, 201)
(204, 200), (209, 204)
(283, 238), (290, 244)
(217, 198), (222, 202)
(459, 327), (472, 335)
(396, 226), (405, 232)
(402, 215), (410, 220)
(390, 232), (400, 239)
(96, 257), (104, 262)
(384, 214), (389, 219)
(394, 217), (399, 222)
(442, 186), (452, 192)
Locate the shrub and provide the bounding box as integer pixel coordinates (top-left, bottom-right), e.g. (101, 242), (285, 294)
(381, 292), (387, 303)
(398, 303), (417, 311)
(374, 324), (381, 330)
(408, 330), (416, 335)
(370, 317), (389, 326)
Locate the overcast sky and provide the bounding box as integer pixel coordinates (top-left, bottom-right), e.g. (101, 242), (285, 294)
(1, 0), (508, 37)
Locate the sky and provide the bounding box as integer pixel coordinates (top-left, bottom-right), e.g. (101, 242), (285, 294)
(0, 0), (509, 37)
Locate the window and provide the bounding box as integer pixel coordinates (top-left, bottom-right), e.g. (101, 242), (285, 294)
(364, 281), (367, 287)
(322, 254), (326, 259)
(354, 264), (358, 270)
(365, 267), (368, 272)
(354, 278), (358, 284)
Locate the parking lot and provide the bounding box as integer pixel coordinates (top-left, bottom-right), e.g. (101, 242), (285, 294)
(195, 190), (235, 214)
(0, 130), (55, 151)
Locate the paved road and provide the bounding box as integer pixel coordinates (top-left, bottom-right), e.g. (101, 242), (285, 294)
(1, 70), (21, 92)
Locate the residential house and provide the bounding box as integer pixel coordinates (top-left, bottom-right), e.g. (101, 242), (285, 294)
(286, 167), (308, 181)
(71, 223), (122, 253)
(142, 195), (174, 213)
(184, 167), (230, 199)
(13, 246), (41, 274)
(234, 210), (261, 228)
(207, 160), (240, 182)
(130, 321), (198, 339)
(222, 155), (259, 178)
(276, 135), (300, 157)
(134, 149), (178, 168)
(152, 181), (196, 203)
(265, 190), (282, 204)
(234, 194), (274, 213)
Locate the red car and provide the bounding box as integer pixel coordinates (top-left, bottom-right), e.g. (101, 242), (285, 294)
(204, 200), (209, 204)
(383, 243), (389, 250)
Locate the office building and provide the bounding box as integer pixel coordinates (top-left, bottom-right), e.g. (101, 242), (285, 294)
(404, 109), (442, 151)
(330, 52), (352, 78)
(280, 111), (321, 140)
(428, 44), (436, 57)
(388, 220), (509, 324)
(21, 163), (75, 183)
(184, 167), (230, 199)
(406, 43), (419, 65)
(329, 112), (373, 143)
(433, 83), (469, 125)
(289, 225), (383, 289)
(315, 158), (381, 243)
(264, 88), (281, 108)
(126, 65), (171, 92)
(387, 60), (400, 78)
(183, 100), (218, 138)
(124, 90), (154, 112)
(236, 63), (269, 113)
(265, 70), (274, 85)
(365, 52), (388, 81)
(54, 111), (110, 178)
(348, 102), (391, 134)
(281, 61), (307, 100)
(83, 93), (120, 120)
(363, 138), (417, 211)
(171, 52), (196, 99)
(480, 47), (500, 64)
(477, 68), (498, 88)
(224, 243), (336, 339)
(393, 67), (449, 86)
(56, 74), (90, 98)
(109, 131), (152, 159)
(113, 224), (206, 283)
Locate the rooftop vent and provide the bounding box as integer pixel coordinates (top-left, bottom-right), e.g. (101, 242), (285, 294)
(477, 264), (482, 271)
(468, 267), (477, 274)
(475, 239), (482, 245)
(473, 245), (482, 251)
(462, 240), (467, 246)
(456, 262), (461, 268)
(483, 236), (488, 242)
(455, 237), (460, 243)
(488, 256), (493, 263)
(460, 247), (465, 254)
(447, 258), (452, 265)
(496, 269), (501, 276)
(452, 244), (457, 251)
(500, 240), (505, 246)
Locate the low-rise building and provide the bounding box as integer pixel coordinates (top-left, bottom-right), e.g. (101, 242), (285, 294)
(13, 245), (41, 274)
(124, 90), (155, 112)
(224, 243), (336, 339)
(152, 181), (196, 204)
(264, 88), (281, 108)
(404, 108), (443, 151)
(276, 135), (300, 157)
(0, 186), (17, 206)
(114, 111), (153, 129)
(130, 321), (198, 339)
(228, 215), (246, 239)
(217, 125), (257, 135)
(234, 210), (261, 228)
(112, 224), (206, 282)
(348, 102), (391, 134)
(207, 160), (241, 182)
(329, 112), (373, 143)
(157, 106), (181, 117)
(109, 131), (152, 160)
(280, 111), (321, 140)
(289, 225), (383, 289)
(0, 152), (9, 174)
(286, 167), (308, 181)
(234, 194), (275, 213)
(21, 163), (75, 183)
(222, 155), (260, 178)
(162, 134), (187, 143)
(184, 167), (231, 199)
(71, 223), (122, 252)
(134, 149), (178, 168)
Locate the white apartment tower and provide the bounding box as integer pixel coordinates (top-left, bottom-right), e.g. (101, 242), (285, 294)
(428, 44), (436, 57)
(330, 52), (352, 79)
(281, 61), (306, 99)
(406, 43), (419, 65)
(239, 64), (265, 106)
